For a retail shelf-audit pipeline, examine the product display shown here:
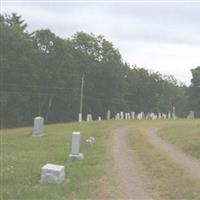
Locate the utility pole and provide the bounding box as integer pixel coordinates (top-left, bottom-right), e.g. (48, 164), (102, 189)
(79, 75), (84, 122)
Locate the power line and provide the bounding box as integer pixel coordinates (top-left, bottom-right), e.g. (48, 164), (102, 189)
(1, 83), (80, 91)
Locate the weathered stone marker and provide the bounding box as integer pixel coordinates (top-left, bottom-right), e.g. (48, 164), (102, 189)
(115, 113), (120, 120)
(120, 111), (124, 120)
(86, 139), (93, 145)
(107, 110), (111, 120)
(68, 132), (84, 161)
(168, 111), (171, 119)
(32, 116), (44, 137)
(187, 111), (194, 119)
(172, 106), (176, 120)
(78, 113), (82, 122)
(40, 163), (65, 184)
(131, 112), (135, 119)
(89, 136), (95, 143)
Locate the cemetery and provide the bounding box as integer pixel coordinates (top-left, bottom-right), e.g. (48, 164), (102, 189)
(1, 6), (200, 200)
(2, 115), (200, 199)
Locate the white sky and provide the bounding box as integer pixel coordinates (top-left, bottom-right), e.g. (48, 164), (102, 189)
(2, 1), (200, 85)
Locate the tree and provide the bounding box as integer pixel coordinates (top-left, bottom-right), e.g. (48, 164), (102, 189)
(0, 13), (37, 126)
(188, 66), (200, 116)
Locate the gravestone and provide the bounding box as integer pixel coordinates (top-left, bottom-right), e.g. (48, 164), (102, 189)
(86, 137), (95, 146)
(120, 111), (124, 120)
(89, 114), (93, 121)
(131, 112), (135, 119)
(86, 114), (93, 122)
(172, 106), (176, 120)
(32, 116), (44, 137)
(86, 139), (93, 145)
(40, 163), (65, 184)
(168, 111), (171, 119)
(115, 113), (120, 120)
(107, 110), (111, 120)
(98, 116), (101, 121)
(146, 113), (150, 120)
(89, 137), (95, 143)
(86, 114), (90, 122)
(163, 113), (167, 119)
(78, 113), (82, 122)
(68, 132), (84, 161)
(187, 111), (194, 119)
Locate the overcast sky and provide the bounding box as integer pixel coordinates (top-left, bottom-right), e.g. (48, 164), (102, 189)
(2, 0), (200, 85)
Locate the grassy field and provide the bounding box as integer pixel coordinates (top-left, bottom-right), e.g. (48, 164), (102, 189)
(1, 121), (122, 200)
(1, 119), (200, 199)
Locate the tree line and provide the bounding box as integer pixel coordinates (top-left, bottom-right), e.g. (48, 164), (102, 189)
(0, 13), (199, 127)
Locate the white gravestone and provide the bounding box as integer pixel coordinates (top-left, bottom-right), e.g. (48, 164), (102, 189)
(187, 111), (194, 119)
(78, 113), (82, 122)
(98, 116), (101, 121)
(89, 137), (95, 143)
(89, 114), (93, 121)
(107, 110), (111, 120)
(32, 116), (44, 137)
(168, 111), (171, 119)
(86, 114), (92, 122)
(172, 107), (176, 120)
(115, 113), (120, 120)
(86, 114), (89, 122)
(141, 112), (144, 119)
(68, 132), (84, 161)
(131, 112), (135, 119)
(86, 139), (93, 145)
(120, 111), (124, 120)
(163, 113), (167, 119)
(86, 137), (95, 146)
(40, 163), (65, 184)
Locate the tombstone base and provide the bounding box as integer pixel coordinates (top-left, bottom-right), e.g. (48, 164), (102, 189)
(32, 133), (43, 137)
(67, 153), (84, 162)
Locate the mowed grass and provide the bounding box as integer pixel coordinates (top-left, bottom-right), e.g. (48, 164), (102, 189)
(1, 120), (122, 200)
(128, 119), (200, 200)
(1, 119), (200, 200)
(157, 119), (200, 161)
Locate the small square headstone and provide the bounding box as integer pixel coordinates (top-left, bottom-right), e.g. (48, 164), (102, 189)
(40, 163), (65, 184)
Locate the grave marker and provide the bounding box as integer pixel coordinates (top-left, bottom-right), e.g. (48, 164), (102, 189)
(40, 163), (65, 184)
(68, 132), (84, 161)
(32, 116), (44, 137)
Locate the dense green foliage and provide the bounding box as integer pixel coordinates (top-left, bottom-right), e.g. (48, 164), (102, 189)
(188, 66), (200, 117)
(0, 13), (196, 127)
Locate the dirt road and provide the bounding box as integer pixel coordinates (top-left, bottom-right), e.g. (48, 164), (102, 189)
(146, 128), (200, 179)
(111, 127), (149, 199)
